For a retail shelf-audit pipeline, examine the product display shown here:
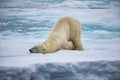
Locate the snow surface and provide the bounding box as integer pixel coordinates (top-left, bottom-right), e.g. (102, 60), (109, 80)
(0, 50), (120, 67)
(0, 51), (120, 80)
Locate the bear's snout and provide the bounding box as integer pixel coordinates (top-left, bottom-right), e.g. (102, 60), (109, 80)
(29, 47), (37, 53)
(29, 49), (32, 53)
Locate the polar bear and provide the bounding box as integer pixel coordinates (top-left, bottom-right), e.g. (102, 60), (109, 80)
(29, 16), (84, 53)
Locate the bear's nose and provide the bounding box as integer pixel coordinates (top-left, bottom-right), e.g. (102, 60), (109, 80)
(29, 49), (32, 53)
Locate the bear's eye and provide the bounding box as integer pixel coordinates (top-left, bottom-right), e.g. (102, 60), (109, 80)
(43, 48), (46, 51)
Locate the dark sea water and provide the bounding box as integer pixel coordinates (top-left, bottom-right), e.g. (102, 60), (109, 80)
(0, 0), (120, 80)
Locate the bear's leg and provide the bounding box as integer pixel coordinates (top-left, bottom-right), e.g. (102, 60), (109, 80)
(69, 18), (84, 51)
(72, 33), (84, 50)
(74, 41), (84, 50)
(62, 41), (74, 50)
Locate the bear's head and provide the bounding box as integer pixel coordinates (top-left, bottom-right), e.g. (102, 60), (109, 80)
(29, 42), (47, 54)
